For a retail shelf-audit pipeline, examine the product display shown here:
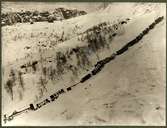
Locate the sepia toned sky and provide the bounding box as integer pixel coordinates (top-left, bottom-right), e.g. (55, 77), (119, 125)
(2, 2), (108, 13)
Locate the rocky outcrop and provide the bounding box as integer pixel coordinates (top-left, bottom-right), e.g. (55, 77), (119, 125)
(1, 8), (87, 26)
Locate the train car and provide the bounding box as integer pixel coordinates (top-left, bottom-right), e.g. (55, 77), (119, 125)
(67, 87), (72, 91)
(149, 23), (155, 29)
(108, 53), (116, 61)
(136, 33), (143, 41)
(29, 104), (35, 110)
(155, 16), (164, 23)
(142, 27), (149, 35)
(116, 45), (129, 55)
(92, 60), (105, 75)
(36, 98), (51, 109)
(80, 73), (92, 83)
(127, 39), (137, 47)
(50, 94), (59, 101)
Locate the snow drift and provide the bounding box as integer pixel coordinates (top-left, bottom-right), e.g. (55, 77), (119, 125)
(2, 2), (166, 126)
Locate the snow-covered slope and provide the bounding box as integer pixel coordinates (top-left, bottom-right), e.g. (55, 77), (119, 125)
(2, 3), (166, 126)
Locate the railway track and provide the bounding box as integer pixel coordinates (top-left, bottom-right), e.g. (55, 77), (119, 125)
(3, 16), (164, 124)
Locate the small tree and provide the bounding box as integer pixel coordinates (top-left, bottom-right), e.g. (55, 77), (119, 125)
(18, 71), (24, 90)
(38, 76), (47, 93)
(5, 79), (14, 100)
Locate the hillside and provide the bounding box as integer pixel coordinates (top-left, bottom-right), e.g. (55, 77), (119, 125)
(2, 2), (166, 126)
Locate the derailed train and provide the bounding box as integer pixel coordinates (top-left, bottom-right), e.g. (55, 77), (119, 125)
(3, 16), (164, 124)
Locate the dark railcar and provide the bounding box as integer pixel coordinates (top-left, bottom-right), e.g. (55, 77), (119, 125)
(155, 16), (164, 23)
(135, 33), (143, 41)
(149, 23), (155, 29)
(67, 87), (72, 91)
(127, 38), (138, 47)
(50, 94), (58, 101)
(80, 74), (92, 83)
(116, 45), (129, 55)
(92, 62), (104, 75)
(142, 28), (149, 35)
(29, 104), (35, 110)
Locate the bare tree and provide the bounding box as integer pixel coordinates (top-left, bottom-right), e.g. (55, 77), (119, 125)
(5, 79), (14, 100)
(18, 71), (24, 90)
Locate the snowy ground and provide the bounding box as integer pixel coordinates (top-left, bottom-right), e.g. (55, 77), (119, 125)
(1, 2), (166, 126)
